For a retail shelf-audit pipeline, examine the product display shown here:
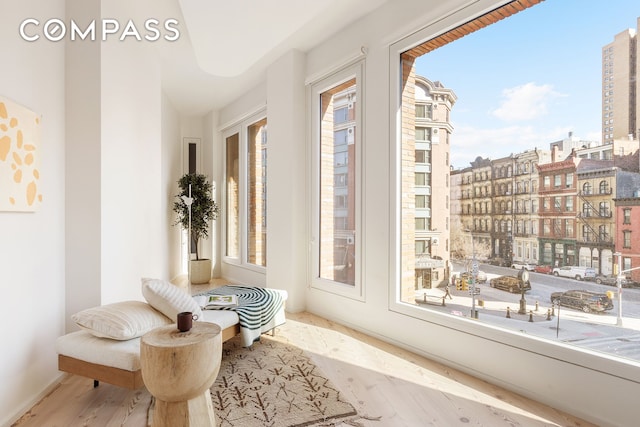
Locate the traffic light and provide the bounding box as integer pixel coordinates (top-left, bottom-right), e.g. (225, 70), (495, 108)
(456, 277), (468, 291)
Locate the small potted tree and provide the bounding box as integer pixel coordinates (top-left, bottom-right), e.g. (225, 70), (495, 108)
(173, 173), (219, 284)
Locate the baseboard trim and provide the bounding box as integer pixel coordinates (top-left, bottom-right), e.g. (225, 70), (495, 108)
(3, 372), (65, 427)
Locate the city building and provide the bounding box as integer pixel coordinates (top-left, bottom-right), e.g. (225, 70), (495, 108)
(411, 76), (456, 289)
(324, 84), (357, 286)
(614, 185), (640, 283)
(536, 154), (578, 267)
(490, 154), (515, 265)
(511, 149), (550, 266)
(575, 136), (639, 166)
(602, 17), (640, 144)
(573, 137), (639, 274)
(449, 165), (464, 229)
(549, 131), (640, 169)
(576, 165), (618, 274)
(452, 157), (492, 261)
(451, 136), (639, 275)
(549, 131), (598, 155)
(470, 157), (493, 257)
(451, 149), (550, 267)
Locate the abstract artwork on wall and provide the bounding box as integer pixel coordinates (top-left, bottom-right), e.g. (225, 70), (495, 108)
(0, 96), (42, 212)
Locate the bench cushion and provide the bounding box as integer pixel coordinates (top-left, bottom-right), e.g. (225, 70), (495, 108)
(56, 330), (143, 371)
(72, 300), (171, 340)
(141, 277), (203, 320)
(57, 309), (240, 372)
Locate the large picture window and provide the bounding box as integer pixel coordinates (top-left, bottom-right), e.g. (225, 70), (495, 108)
(310, 62), (363, 298)
(390, 0), (637, 379)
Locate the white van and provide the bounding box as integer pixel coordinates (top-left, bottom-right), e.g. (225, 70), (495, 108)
(552, 266), (596, 281)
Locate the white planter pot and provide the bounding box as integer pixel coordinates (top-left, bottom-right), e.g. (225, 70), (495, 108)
(190, 259), (212, 284)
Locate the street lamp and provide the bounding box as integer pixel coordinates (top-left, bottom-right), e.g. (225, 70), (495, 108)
(517, 269), (529, 315)
(614, 252), (624, 327)
(465, 229), (478, 319)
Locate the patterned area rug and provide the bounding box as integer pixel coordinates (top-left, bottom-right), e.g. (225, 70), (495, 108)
(212, 334), (358, 427)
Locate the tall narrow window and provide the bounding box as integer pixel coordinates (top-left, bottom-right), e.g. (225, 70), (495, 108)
(319, 78), (357, 286)
(311, 63), (362, 297)
(223, 111), (268, 270)
(225, 133), (240, 259)
(247, 118), (267, 267)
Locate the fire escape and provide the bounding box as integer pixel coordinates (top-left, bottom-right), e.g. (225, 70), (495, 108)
(576, 187), (614, 247)
(552, 199), (563, 237)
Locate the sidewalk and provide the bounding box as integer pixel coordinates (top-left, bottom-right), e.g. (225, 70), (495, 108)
(424, 291), (640, 345)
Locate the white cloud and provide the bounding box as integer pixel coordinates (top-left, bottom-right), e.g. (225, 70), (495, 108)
(490, 82), (565, 121)
(450, 124), (575, 169)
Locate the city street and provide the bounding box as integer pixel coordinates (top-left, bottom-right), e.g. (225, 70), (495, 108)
(416, 262), (640, 361)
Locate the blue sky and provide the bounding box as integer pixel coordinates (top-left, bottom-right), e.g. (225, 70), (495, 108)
(416, 0), (640, 169)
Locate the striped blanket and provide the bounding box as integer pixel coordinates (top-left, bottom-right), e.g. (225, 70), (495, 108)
(195, 286), (286, 347)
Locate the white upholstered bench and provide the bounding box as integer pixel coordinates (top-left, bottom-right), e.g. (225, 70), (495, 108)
(56, 279), (286, 389)
(56, 309), (240, 389)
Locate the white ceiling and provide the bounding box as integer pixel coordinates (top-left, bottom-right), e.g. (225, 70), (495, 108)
(156, 0), (389, 115)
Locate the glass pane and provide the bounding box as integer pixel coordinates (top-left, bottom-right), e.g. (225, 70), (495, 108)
(398, 55), (452, 302)
(319, 78), (356, 285)
(247, 119), (267, 267)
(225, 133), (239, 258)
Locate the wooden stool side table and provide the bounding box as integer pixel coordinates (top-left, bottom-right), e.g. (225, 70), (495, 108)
(141, 322), (222, 427)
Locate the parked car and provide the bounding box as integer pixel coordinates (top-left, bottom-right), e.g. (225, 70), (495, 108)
(459, 270), (487, 284)
(550, 290), (613, 313)
(511, 261), (535, 271)
(534, 265), (552, 274)
(589, 274), (628, 287)
(489, 275), (531, 293)
(552, 266), (596, 281)
(489, 258), (506, 267)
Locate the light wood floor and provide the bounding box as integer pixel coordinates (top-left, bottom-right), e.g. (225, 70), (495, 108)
(14, 310), (594, 427)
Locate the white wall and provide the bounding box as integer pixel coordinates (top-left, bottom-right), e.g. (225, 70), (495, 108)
(65, 0), (103, 331)
(265, 50), (307, 312)
(203, 110), (222, 278)
(162, 93), (182, 280)
(0, 0), (66, 425)
(64, 0), (170, 320)
(98, 0), (165, 303)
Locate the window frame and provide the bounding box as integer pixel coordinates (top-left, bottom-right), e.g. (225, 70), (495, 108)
(221, 110), (269, 273)
(387, 0), (636, 393)
(309, 61), (365, 301)
(246, 116), (268, 269)
(222, 128), (241, 264)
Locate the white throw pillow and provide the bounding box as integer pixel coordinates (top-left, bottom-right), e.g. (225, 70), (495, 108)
(141, 277), (203, 322)
(72, 300), (171, 340)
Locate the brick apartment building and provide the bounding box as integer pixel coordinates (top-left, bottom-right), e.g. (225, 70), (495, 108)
(451, 140), (640, 275)
(399, 53), (457, 301)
